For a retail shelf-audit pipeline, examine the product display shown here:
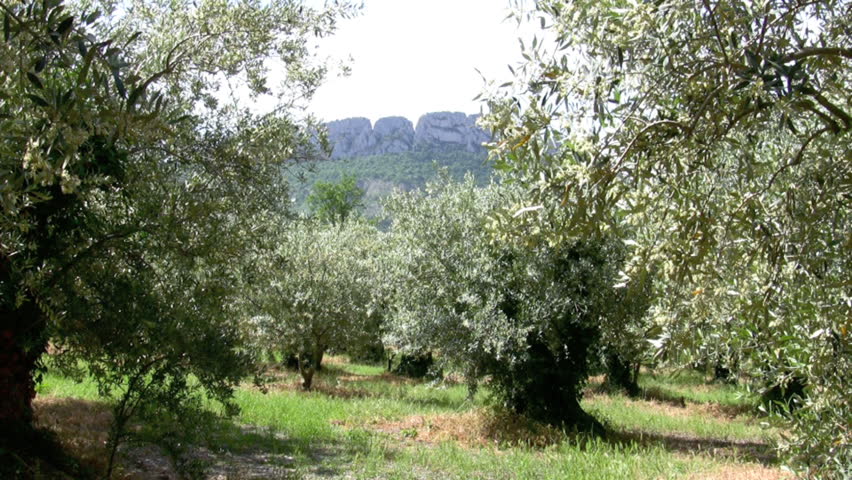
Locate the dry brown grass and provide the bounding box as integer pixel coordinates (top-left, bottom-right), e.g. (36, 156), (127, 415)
(334, 371), (419, 386)
(249, 362), (419, 399)
(298, 380), (372, 399)
(686, 463), (793, 480)
(249, 373), (373, 399)
(319, 354), (351, 366)
(339, 409), (792, 480)
(336, 408), (567, 448)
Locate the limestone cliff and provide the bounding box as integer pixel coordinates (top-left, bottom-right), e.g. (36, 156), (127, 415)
(325, 117), (376, 159)
(373, 116), (415, 155)
(413, 112), (489, 153)
(325, 112), (488, 159)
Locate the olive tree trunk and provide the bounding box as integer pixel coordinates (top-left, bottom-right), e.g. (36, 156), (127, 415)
(297, 346), (326, 390)
(604, 352), (641, 397)
(0, 300), (47, 443)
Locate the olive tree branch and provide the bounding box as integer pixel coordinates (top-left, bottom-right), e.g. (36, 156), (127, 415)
(779, 47), (852, 63)
(734, 126), (830, 213)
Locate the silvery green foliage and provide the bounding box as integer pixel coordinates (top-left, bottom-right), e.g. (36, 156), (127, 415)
(383, 176), (628, 427)
(0, 0), (357, 457)
(382, 178), (523, 375)
(483, 1), (850, 475)
(247, 218), (383, 381)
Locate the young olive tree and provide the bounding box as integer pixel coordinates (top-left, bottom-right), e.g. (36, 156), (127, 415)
(384, 177), (632, 431)
(484, 0), (850, 475)
(383, 177), (513, 388)
(248, 218), (383, 390)
(0, 0), (355, 474)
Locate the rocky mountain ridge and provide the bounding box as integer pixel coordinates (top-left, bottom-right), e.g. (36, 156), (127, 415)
(325, 112), (489, 159)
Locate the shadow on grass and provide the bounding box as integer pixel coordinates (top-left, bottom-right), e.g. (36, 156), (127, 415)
(33, 396), (112, 477)
(34, 395), (374, 480)
(263, 364), (778, 466)
(184, 420), (375, 479)
(338, 403), (780, 468)
(339, 407), (568, 449)
(638, 385), (758, 418)
(259, 363), (468, 411)
(581, 388), (775, 464)
(605, 428), (780, 466)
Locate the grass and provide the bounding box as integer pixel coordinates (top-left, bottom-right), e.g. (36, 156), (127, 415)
(38, 371), (102, 400)
(33, 358), (792, 479)
(584, 393), (772, 443)
(356, 440), (706, 480)
(637, 370), (761, 408)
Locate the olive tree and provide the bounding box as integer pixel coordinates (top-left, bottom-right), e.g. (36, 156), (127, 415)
(483, 0), (850, 475)
(384, 176), (632, 431)
(0, 0), (355, 474)
(247, 218), (383, 390)
(383, 177), (512, 391)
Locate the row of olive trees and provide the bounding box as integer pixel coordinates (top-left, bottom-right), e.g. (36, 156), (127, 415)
(244, 173), (650, 432)
(247, 1), (849, 475)
(3, 0), (635, 476)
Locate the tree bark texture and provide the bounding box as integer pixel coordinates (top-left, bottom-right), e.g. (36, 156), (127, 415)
(298, 346), (326, 390)
(0, 298), (47, 444)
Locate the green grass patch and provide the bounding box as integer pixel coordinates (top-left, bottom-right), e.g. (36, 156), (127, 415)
(639, 370), (760, 408)
(352, 437), (712, 480)
(584, 392), (774, 443)
(37, 370), (102, 400)
(34, 359), (788, 479)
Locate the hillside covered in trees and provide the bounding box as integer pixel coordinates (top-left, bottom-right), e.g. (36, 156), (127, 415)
(288, 112), (494, 214)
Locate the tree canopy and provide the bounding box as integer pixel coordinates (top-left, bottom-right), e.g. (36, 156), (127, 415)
(483, 0), (850, 475)
(0, 0), (356, 472)
(245, 217), (383, 390)
(384, 176), (636, 430)
(306, 174), (366, 225)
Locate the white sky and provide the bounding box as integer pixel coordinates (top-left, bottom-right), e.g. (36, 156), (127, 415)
(306, 0), (533, 124)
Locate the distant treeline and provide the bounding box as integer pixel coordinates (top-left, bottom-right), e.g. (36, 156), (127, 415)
(287, 149), (494, 215)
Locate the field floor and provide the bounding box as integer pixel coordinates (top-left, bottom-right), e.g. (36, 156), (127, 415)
(34, 357), (793, 480)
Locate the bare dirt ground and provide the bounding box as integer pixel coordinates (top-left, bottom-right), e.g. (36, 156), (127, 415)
(34, 397), (300, 480)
